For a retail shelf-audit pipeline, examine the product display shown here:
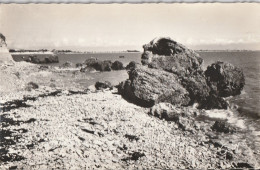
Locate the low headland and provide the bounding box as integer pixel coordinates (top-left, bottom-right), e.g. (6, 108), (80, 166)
(0, 34), (259, 169)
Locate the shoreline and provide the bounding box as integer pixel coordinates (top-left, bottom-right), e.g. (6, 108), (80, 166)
(0, 62), (259, 169)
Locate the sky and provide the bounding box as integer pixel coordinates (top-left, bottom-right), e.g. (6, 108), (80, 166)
(0, 3), (259, 51)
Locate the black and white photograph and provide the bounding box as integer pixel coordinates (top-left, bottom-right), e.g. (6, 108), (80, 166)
(0, 2), (260, 169)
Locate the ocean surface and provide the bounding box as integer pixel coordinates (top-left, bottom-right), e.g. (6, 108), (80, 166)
(12, 51), (260, 148)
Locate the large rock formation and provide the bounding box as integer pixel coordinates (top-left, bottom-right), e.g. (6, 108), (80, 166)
(0, 33), (14, 64)
(118, 65), (190, 107)
(141, 37), (212, 105)
(118, 37), (245, 109)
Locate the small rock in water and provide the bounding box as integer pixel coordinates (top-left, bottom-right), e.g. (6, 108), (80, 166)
(111, 61), (124, 70)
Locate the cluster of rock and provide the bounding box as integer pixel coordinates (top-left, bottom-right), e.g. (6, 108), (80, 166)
(78, 58), (124, 72)
(118, 37), (245, 109)
(24, 55), (59, 64)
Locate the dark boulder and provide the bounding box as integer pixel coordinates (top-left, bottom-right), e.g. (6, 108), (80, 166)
(205, 61), (245, 97)
(94, 60), (112, 71)
(95, 81), (113, 90)
(118, 65), (190, 107)
(211, 120), (236, 133)
(111, 61), (124, 70)
(142, 37), (204, 76)
(125, 61), (137, 70)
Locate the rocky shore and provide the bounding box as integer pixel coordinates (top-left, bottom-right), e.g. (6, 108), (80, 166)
(1, 35), (260, 169)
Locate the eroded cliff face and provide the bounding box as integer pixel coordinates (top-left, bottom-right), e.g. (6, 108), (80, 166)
(0, 33), (14, 64)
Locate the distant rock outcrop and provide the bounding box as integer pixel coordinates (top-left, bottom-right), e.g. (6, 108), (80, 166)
(24, 55), (59, 64)
(0, 33), (14, 64)
(118, 37), (245, 110)
(84, 58), (112, 72)
(82, 58), (125, 72)
(111, 61), (124, 70)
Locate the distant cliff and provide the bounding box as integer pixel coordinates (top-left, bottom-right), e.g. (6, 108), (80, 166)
(0, 33), (14, 63)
